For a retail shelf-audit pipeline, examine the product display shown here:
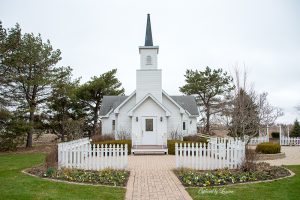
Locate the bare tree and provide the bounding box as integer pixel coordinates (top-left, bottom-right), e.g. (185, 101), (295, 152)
(258, 92), (284, 126)
(227, 68), (260, 143)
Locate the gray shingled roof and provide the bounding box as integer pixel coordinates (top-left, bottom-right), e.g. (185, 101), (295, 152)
(170, 96), (199, 116)
(99, 96), (128, 116)
(99, 95), (199, 116)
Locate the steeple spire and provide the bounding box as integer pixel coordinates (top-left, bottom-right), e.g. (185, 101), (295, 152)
(145, 14), (153, 46)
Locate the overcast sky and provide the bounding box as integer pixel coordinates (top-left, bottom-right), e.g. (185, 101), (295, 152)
(1, 0), (300, 123)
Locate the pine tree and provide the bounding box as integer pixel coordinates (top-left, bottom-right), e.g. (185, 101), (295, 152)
(76, 69), (124, 135)
(180, 67), (234, 134)
(291, 119), (300, 137)
(0, 22), (62, 147)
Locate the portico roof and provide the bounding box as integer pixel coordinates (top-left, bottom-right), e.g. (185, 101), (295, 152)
(127, 93), (171, 117)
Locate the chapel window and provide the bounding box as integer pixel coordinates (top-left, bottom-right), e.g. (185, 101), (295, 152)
(146, 55), (152, 65)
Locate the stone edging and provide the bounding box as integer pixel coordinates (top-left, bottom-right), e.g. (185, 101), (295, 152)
(182, 167), (295, 188)
(256, 152), (286, 160)
(22, 168), (127, 189)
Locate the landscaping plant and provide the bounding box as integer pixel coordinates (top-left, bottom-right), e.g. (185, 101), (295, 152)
(174, 162), (290, 187)
(256, 142), (281, 154)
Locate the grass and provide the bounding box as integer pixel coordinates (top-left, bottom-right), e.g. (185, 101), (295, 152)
(0, 153), (126, 200)
(187, 165), (300, 200)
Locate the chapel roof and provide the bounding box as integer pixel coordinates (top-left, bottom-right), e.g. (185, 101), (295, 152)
(99, 95), (199, 116)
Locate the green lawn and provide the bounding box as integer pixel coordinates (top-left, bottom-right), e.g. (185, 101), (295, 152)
(187, 165), (300, 200)
(0, 153), (126, 200)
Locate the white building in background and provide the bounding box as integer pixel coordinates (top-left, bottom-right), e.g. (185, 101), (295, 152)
(99, 14), (199, 151)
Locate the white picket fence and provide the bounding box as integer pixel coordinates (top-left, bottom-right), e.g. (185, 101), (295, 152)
(280, 135), (300, 146)
(245, 135), (269, 145)
(175, 138), (245, 170)
(58, 138), (128, 170)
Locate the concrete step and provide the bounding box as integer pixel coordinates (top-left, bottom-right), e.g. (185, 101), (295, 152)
(132, 145), (168, 155)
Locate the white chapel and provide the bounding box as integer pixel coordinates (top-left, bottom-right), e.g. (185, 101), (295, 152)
(99, 14), (199, 152)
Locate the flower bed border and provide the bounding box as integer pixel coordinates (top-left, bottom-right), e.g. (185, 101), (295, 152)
(174, 166), (294, 188)
(22, 166), (129, 188)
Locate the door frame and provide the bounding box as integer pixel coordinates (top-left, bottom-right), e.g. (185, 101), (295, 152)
(141, 116), (157, 145)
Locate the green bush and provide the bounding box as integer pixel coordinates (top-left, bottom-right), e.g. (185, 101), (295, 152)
(45, 167), (56, 177)
(271, 132), (280, 138)
(92, 140), (131, 155)
(91, 134), (115, 142)
(167, 138), (208, 155)
(183, 135), (208, 143)
(256, 142), (281, 154)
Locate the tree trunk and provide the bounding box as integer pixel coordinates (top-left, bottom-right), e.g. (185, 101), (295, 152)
(205, 106), (210, 134)
(26, 131), (33, 148)
(92, 101), (100, 135)
(26, 107), (35, 148)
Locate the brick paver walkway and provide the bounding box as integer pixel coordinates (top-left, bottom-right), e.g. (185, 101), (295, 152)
(125, 155), (192, 200)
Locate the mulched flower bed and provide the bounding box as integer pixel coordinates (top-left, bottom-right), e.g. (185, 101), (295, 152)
(174, 162), (291, 187)
(27, 166), (130, 187)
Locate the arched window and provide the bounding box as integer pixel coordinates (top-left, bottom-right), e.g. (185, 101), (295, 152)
(146, 55), (152, 65)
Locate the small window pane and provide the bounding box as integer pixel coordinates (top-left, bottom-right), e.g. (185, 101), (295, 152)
(145, 119), (153, 131)
(183, 122), (186, 130)
(112, 120), (115, 131)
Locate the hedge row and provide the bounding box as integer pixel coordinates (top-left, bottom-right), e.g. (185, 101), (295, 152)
(91, 140), (132, 155)
(90, 136), (207, 155)
(168, 137), (208, 155)
(256, 142), (281, 154)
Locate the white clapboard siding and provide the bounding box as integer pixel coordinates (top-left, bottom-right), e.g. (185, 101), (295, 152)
(175, 138), (245, 170)
(58, 138), (128, 170)
(280, 136), (300, 146)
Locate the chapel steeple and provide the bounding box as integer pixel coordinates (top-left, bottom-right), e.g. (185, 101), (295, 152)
(145, 14), (153, 46)
(137, 14), (162, 103)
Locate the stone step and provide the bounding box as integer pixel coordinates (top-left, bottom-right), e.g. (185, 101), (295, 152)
(132, 147), (168, 155)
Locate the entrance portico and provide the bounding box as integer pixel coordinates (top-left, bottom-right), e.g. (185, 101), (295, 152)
(129, 94), (169, 148)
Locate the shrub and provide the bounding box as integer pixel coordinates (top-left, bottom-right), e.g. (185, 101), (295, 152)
(183, 135), (208, 143)
(167, 138), (208, 155)
(91, 134), (115, 142)
(271, 132), (280, 139)
(45, 167), (56, 177)
(45, 145), (58, 168)
(256, 142), (281, 154)
(0, 117), (29, 151)
(92, 140), (132, 155)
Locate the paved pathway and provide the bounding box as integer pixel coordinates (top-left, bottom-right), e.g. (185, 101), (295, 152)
(125, 155), (192, 200)
(264, 146), (300, 166)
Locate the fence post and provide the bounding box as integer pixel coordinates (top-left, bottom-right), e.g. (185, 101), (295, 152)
(125, 144), (128, 168)
(175, 143), (178, 168)
(191, 143), (194, 169)
(195, 143), (198, 170)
